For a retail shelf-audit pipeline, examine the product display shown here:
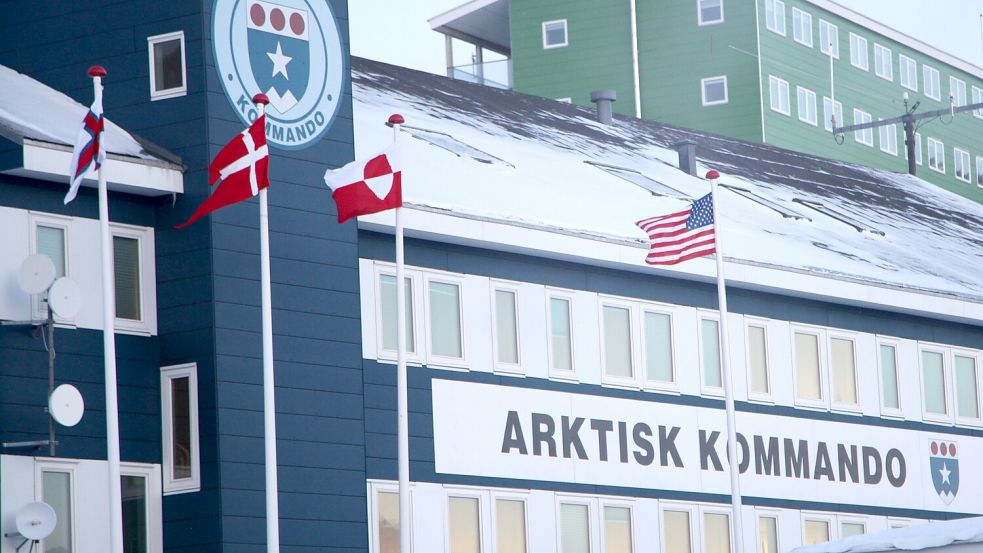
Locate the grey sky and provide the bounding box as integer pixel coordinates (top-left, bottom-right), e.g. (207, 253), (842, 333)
(350, 1), (983, 75)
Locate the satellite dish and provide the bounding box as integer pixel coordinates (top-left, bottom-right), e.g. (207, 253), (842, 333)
(49, 384), (84, 427)
(48, 278), (82, 319)
(15, 501), (56, 540)
(18, 255), (56, 295)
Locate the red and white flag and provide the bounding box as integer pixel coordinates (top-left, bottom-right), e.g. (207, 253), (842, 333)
(324, 145), (402, 223)
(65, 95), (106, 204)
(636, 192), (716, 265)
(177, 115), (269, 228)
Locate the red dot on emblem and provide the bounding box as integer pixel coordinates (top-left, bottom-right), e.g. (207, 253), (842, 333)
(931, 442), (938, 455)
(949, 443), (956, 456)
(250, 4), (265, 26)
(290, 12), (305, 35)
(940, 442), (948, 456)
(270, 8), (285, 30)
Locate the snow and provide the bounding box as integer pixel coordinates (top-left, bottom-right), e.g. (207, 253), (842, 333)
(790, 517), (983, 553)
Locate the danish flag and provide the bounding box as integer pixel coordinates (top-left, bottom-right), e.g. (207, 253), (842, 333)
(177, 115), (269, 228)
(324, 145), (402, 223)
(65, 96), (105, 204)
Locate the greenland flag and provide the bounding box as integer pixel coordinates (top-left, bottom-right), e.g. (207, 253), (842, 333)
(324, 145), (402, 223)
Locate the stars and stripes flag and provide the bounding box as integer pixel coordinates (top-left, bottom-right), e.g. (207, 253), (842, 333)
(636, 192), (716, 265)
(65, 95), (106, 204)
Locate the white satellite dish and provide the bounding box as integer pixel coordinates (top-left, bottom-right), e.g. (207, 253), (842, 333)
(48, 278), (82, 319)
(18, 255), (56, 295)
(49, 384), (84, 427)
(14, 501), (56, 541)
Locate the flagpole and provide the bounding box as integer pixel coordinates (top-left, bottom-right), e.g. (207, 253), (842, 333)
(388, 113), (411, 553)
(707, 169), (744, 553)
(254, 94), (281, 553)
(89, 65), (124, 553)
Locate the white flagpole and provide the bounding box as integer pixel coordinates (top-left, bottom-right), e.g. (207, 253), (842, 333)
(388, 113), (411, 553)
(707, 170), (744, 553)
(90, 65), (124, 553)
(254, 94), (281, 553)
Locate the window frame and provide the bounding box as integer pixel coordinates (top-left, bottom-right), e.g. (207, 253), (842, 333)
(542, 19), (569, 49)
(547, 290), (578, 380)
(600, 500), (636, 553)
(919, 343), (951, 424)
(368, 480), (404, 553)
(899, 54), (918, 91)
(801, 513), (835, 546)
(873, 43), (893, 81)
(818, 19), (838, 58)
(556, 496), (596, 553)
(491, 281), (523, 374)
(701, 75), (729, 106)
(599, 297), (639, 388)
(839, 517), (867, 538)
(660, 503), (696, 553)
(29, 212), (73, 322)
(36, 459), (79, 553)
(827, 331), (861, 413)
(927, 137), (945, 174)
(147, 30), (187, 100)
(110, 223), (154, 335)
(876, 338), (904, 418)
(491, 492), (531, 553)
(949, 76), (967, 106)
(976, 156), (983, 188)
(697, 0), (725, 26)
(119, 461), (164, 553)
(911, 131), (923, 166)
(424, 273), (468, 368)
(878, 122), (898, 156)
(745, 319), (773, 402)
(160, 362), (201, 494)
(768, 75), (790, 116)
(446, 490), (486, 553)
(698, 312), (724, 397)
(923, 65), (941, 101)
(952, 347), (983, 427)
(756, 510), (782, 553)
(375, 265), (424, 365)
(849, 33), (868, 71)
(791, 326), (827, 410)
(791, 8), (813, 48)
(973, 86), (983, 119)
(954, 148), (971, 183)
(641, 305), (679, 392)
(765, 0), (786, 36)
(822, 96), (843, 132)
(700, 505), (733, 553)
(796, 86), (817, 126)
(852, 109), (873, 147)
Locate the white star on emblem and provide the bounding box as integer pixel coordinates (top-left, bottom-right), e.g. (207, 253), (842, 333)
(267, 42), (292, 79)
(939, 462), (951, 485)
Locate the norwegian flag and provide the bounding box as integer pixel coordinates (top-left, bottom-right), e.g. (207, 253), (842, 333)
(324, 145), (402, 223)
(636, 193), (716, 265)
(177, 115), (270, 228)
(65, 96), (106, 204)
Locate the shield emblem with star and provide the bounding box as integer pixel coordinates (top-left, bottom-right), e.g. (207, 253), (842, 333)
(929, 440), (959, 505)
(246, 1), (311, 115)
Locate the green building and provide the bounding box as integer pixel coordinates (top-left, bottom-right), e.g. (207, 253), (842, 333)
(430, 0), (983, 202)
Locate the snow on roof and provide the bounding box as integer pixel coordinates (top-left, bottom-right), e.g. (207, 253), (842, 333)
(0, 64), (178, 164)
(790, 517), (983, 553)
(349, 58), (983, 318)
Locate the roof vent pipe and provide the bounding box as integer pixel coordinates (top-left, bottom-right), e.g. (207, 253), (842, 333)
(673, 140), (698, 176)
(590, 89), (617, 125)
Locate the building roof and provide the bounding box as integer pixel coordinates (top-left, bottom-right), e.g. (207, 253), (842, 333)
(350, 57), (983, 325)
(789, 516), (983, 553)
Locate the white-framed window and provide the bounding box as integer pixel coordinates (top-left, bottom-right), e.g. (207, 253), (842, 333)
(603, 504), (635, 553)
(542, 19), (568, 49)
(377, 267), (421, 362)
(791, 8), (812, 47)
(492, 283), (522, 372)
(161, 363), (200, 494)
(699, 315), (723, 393)
(919, 344), (983, 426)
(849, 33), (868, 71)
(802, 516), (832, 545)
(642, 308), (676, 389)
(765, 0), (785, 35)
(852, 109), (873, 146)
(841, 520), (866, 537)
(768, 76), (790, 115)
(548, 292), (576, 377)
(822, 96), (843, 132)
(899, 54), (917, 91)
(448, 493), (483, 553)
(147, 31), (187, 100)
(819, 20), (838, 58)
(796, 86), (817, 125)
(954, 148), (971, 183)
(120, 462), (164, 553)
(923, 65), (941, 100)
(746, 321), (771, 400)
(949, 76), (967, 106)
(953, 349), (981, 424)
(37, 460), (78, 553)
(792, 327), (858, 411)
(920, 345), (949, 421)
(794, 329), (825, 407)
(29, 213), (72, 320)
(877, 339), (903, 417)
(601, 300), (636, 384)
(111, 223), (155, 334)
(873, 43), (893, 81)
(559, 499), (592, 553)
(425, 275), (467, 366)
(878, 122), (898, 155)
(913, 132), (923, 165)
(702, 508), (732, 553)
(757, 512), (781, 553)
(662, 506), (694, 553)
(973, 86), (983, 118)
(829, 334), (860, 410)
(495, 495), (530, 553)
(976, 156), (983, 187)
(698, 0), (724, 25)
(661, 503), (732, 553)
(927, 137), (945, 173)
(369, 483), (400, 553)
(701, 76), (729, 106)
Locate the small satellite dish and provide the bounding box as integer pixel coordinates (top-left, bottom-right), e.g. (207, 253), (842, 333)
(48, 278), (82, 319)
(15, 501), (56, 540)
(49, 384), (84, 427)
(18, 255), (56, 295)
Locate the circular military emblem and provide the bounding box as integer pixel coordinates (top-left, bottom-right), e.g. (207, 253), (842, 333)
(213, 0), (346, 150)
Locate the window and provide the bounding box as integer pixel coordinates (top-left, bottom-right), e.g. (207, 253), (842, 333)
(161, 363), (199, 494)
(792, 199), (884, 235)
(878, 342), (901, 415)
(792, 8), (812, 47)
(549, 295), (575, 374)
(704, 512), (731, 553)
(973, 86), (983, 118)
(769, 76), (790, 115)
(977, 156), (983, 187)
(849, 33), (868, 70)
(427, 278), (465, 362)
(701, 317), (722, 390)
(873, 44), (892, 81)
(449, 496), (482, 553)
(927, 137), (945, 173)
(701, 76), (729, 106)
(955, 353), (980, 421)
(39, 464), (76, 553)
(794, 331), (823, 404)
(908, 132), (923, 166)
(698, 0), (724, 25)
(758, 515), (779, 553)
(380, 273), (416, 355)
(542, 19), (568, 49)
(819, 20), (838, 58)
(920, 345), (982, 425)
(114, 234), (142, 321)
(496, 499), (527, 553)
(841, 522), (865, 537)
(949, 77), (967, 106)
(375, 490), (399, 553)
(923, 65), (940, 100)
(921, 349), (948, 417)
(560, 503), (590, 553)
(147, 31), (186, 100)
(765, 0), (785, 35)
(822, 97), (843, 132)
(604, 506), (633, 553)
(493, 287), (521, 369)
(899, 55), (917, 90)
(747, 324), (770, 397)
(954, 148), (971, 183)
(830, 337), (858, 407)
(405, 126), (511, 166)
(120, 463), (163, 553)
(803, 519), (830, 545)
(878, 122), (897, 155)
(796, 86), (817, 125)
(644, 310), (675, 386)
(602, 303), (634, 380)
(30, 214), (71, 319)
(586, 161), (688, 199)
(722, 184), (811, 220)
(663, 510), (692, 553)
(852, 109), (873, 146)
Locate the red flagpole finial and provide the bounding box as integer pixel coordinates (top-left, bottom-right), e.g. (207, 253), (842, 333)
(705, 170), (720, 180)
(253, 93), (270, 106)
(387, 114), (405, 127)
(88, 66), (107, 78)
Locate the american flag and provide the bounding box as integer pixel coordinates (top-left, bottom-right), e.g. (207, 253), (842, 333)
(636, 193), (716, 265)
